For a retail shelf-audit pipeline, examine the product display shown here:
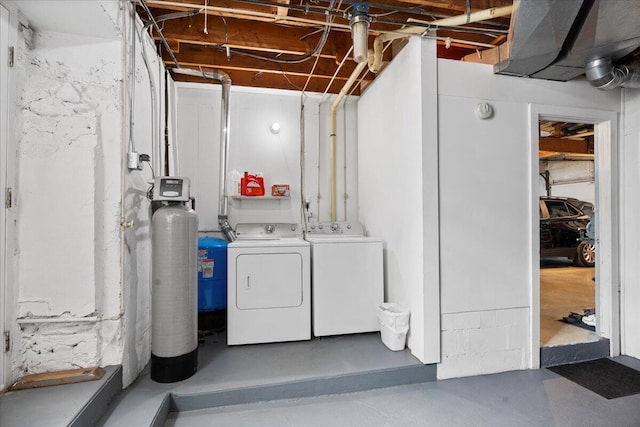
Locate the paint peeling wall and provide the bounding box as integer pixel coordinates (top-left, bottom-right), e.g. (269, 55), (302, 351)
(12, 27), (124, 376)
(5, 0), (161, 386)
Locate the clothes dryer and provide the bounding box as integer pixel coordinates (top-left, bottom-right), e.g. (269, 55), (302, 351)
(227, 223), (310, 345)
(305, 222), (383, 337)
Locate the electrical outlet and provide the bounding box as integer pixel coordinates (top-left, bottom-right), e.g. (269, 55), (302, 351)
(127, 152), (142, 170)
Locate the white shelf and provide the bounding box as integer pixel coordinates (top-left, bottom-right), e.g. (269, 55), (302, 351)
(230, 195), (290, 200)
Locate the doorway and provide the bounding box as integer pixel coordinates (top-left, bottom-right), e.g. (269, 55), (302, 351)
(538, 120), (597, 350)
(529, 104), (619, 369)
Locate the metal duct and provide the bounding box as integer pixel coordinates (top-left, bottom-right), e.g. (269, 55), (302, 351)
(495, 0), (585, 78)
(497, 0), (640, 82)
(171, 68), (236, 242)
(585, 57), (640, 90)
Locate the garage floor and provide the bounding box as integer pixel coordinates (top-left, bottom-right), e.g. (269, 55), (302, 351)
(540, 258), (598, 347)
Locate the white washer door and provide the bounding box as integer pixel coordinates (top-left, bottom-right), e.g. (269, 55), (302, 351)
(236, 252), (303, 309)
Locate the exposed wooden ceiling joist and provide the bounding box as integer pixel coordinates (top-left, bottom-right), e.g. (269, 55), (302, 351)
(154, 12), (348, 57)
(172, 66), (368, 94)
(140, 0), (514, 94)
(164, 43), (377, 82)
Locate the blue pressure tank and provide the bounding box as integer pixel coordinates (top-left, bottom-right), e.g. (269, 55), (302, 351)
(197, 237), (228, 313)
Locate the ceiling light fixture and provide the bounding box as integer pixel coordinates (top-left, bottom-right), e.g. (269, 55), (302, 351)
(350, 2), (370, 63)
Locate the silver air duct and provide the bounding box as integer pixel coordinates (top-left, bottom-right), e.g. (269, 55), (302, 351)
(495, 0), (640, 83)
(172, 68), (236, 242)
(585, 57), (640, 90)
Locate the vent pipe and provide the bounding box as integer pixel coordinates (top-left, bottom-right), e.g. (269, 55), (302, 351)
(585, 57), (640, 90)
(172, 68), (236, 241)
(368, 5), (513, 73)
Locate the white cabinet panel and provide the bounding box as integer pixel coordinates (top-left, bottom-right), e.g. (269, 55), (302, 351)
(311, 241), (383, 336)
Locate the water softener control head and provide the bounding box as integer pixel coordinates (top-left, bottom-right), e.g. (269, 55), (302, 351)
(152, 177), (191, 202)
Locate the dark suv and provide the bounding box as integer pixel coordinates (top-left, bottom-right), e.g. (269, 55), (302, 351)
(540, 196), (595, 267)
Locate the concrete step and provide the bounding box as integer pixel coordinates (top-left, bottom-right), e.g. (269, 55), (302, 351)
(541, 338), (610, 368)
(0, 365), (122, 427)
(103, 363), (436, 426)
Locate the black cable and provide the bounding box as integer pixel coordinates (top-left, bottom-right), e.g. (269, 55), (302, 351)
(224, 0), (336, 64)
(143, 160), (156, 178)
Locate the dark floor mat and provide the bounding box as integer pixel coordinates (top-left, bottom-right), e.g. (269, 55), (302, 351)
(548, 358), (640, 399)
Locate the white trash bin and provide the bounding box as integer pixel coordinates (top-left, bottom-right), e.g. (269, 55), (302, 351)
(377, 303), (410, 351)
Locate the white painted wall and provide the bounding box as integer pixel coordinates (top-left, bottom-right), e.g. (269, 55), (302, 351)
(12, 26), (124, 375)
(175, 84), (359, 229)
(3, 0), (160, 387)
(175, 85), (223, 231)
(9, 0), (121, 39)
(621, 88), (640, 358)
(437, 59), (619, 378)
(357, 37), (440, 364)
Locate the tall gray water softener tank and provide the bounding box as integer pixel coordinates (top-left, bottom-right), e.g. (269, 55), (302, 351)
(151, 203), (198, 383)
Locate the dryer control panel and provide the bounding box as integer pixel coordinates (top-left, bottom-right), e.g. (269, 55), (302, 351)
(235, 223), (303, 240)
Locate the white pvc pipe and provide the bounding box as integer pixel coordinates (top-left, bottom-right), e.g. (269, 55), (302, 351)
(404, 5), (513, 33)
(329, 61), (367, 221)
(369, 5), (513, 73)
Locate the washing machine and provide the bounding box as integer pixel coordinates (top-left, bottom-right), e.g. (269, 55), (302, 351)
(305, 221), (384, 337)
(227, 223), (311, 345)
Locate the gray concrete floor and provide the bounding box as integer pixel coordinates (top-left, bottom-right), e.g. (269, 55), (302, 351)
(165, 356), (640, 427)
(0, 365), (121, 427)
(99, 332), (423, 426)
(0, 270), (629, 427)
(3, 331), (640, 427)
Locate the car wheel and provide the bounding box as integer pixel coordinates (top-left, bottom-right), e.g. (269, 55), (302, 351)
(576, 242), (596, 267)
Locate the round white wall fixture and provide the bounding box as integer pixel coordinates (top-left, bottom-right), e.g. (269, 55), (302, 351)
(269, 122), (281, 134)
(475, 102), (493, 120)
